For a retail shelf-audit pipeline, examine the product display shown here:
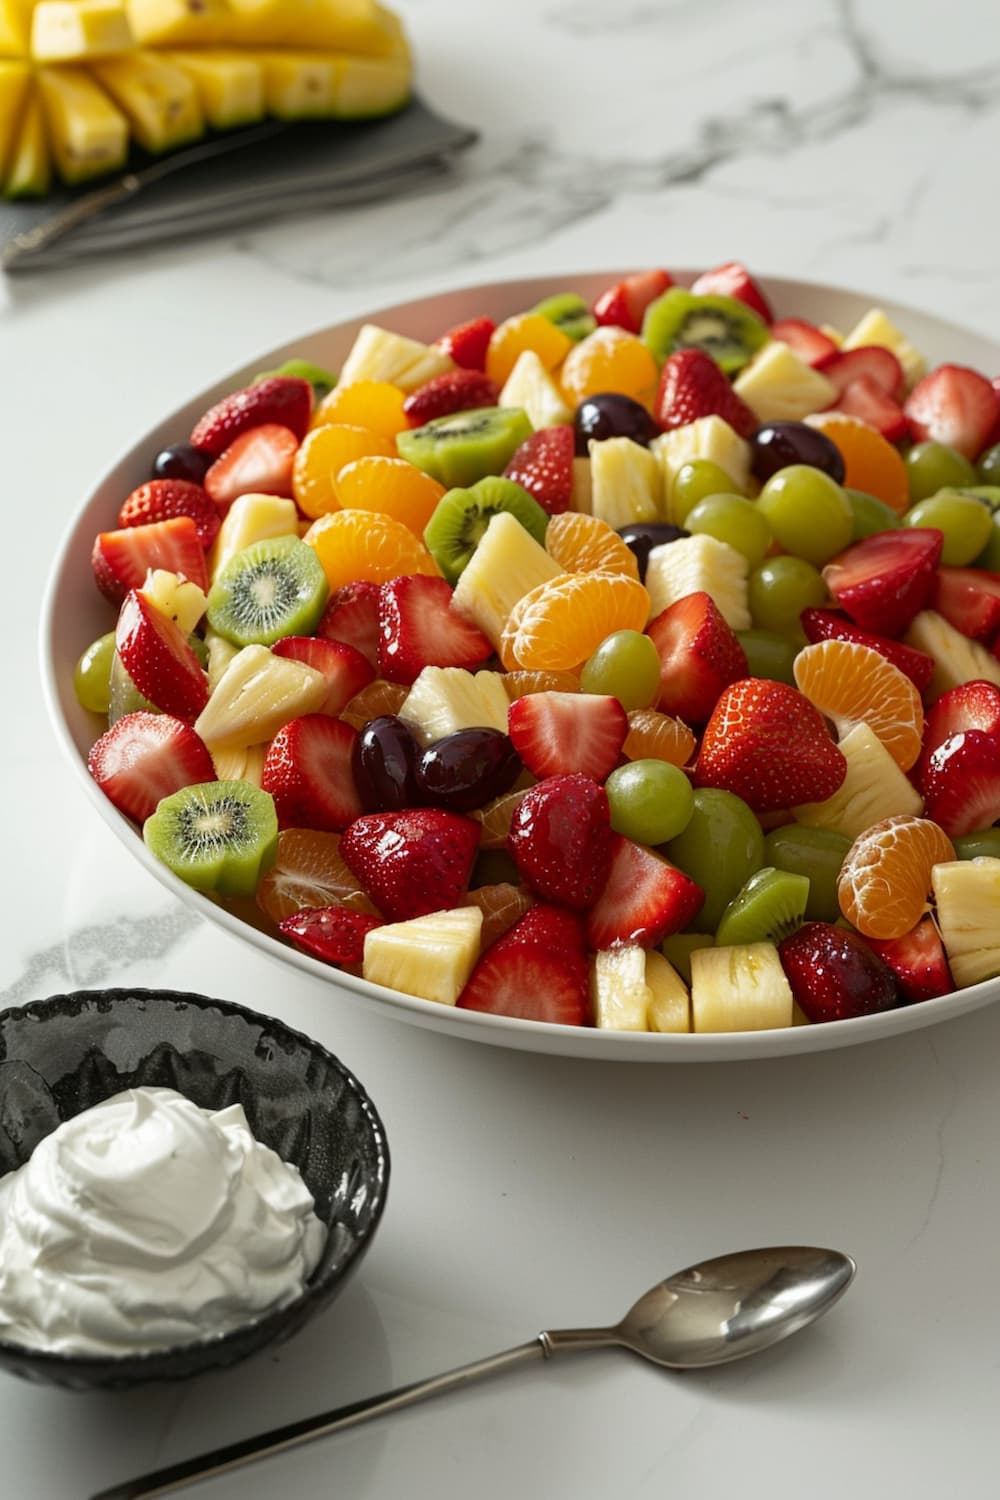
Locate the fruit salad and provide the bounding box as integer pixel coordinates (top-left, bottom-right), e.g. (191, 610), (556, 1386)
(73, 261), (1000, 1034)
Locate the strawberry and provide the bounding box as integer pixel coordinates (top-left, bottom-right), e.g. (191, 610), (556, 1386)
(930, 566), (1000, 641)
(818, 346), (905, 400)
(317, 579), (381, 668)
(903, 363), (1000, 460)
(92, 515), (208, 604)
(203, 424), (299, 511)
(271, 636), (374, 714)
(646, 590), (748, 725)
(434, 315), (495, 371)
(586, 835), (703, 949)
(822, 528), (943, 637)
(189, 374), (313, 456)
(502, 425), (575, 516)
(117, 478), (220, 550)
(695, 678), (846, 813)
(800, 608), (935, 693)
(458, 904), (589, 1025)
(920, 729), (1000, 837)
(507, 691), (628, 781)
(340, 807), (481, 920)
(278, 904), (383, 966)
(865, 916), (953, 1006)
(830, 375), (908, 442)
(402, 369), (500, 426)
(377, 574), (492, 685)
(592, 268), (673, 335)
(262, 715), (362, 832)
(779, 922), (900, 1023)
(920, 680), (1000, 784)
(115, 588), (209, 721)
(87, 711), (215, 823)
(507, 773), (613, 909)
(690, 261), (773, 323)
(653, 347), (757, 437)
(770, 318), (839, 367)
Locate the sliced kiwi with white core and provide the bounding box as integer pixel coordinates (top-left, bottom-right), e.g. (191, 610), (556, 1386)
(424, 475), (549, 584)
(531, 292), (596, 342)
(396, 405), (532, 488)
(144, 780), (278, 897)
(642, 289), (769, 374)
(207, 535), (328, 647)
(715, 865), (810, 947)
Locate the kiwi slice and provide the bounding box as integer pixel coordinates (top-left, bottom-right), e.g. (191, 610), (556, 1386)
(715, 866), (809, 947)
(253, 358), (338, 400)
(207, 535), (328, 647)
(424, 475), (549, 584)
(532, 292), (596, 343)
(144, 780), (278, 898)
(396, 405), (532, 489)
(642, 289), (769, 374)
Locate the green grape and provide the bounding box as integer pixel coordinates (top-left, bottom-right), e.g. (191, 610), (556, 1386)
(579, 629), (661, 709)
(846, 487), (900, 540)
(902, 489), (992, 566)
(756, 465), (853, 565)
(964, 486), (1000, 569)
(605, 759), (694, 845)
(73, 631), (116, 715)
(684, 493), (772, 568)
(978, 444), (1000, 486)
(736, 628), (799, 686)
(670, 459), (742, 523)
(664, 787), (765, 933)
(953, 830), (1000, 860)
(905, 440), (977, 501)
(763, 823), (851, 923)
(748, 556), (827, 637)
(660, 931), (714, 984)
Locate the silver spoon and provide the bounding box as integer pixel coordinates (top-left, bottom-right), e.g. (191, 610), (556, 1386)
(92, 1245), (855, 1500)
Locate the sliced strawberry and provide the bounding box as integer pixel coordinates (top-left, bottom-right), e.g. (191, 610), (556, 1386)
(458, 904), (589, 1025)
(507, 774), (613, 909)
(770, 318), (839, 367)
(920, 729), (1000, 837)
(779, 922), (900, 1023)
(203, 424), (299, 511)
(654, 347), (757, 438)
(592, 268), (673, 335)
(316, 579), (381, 668)
(903, 363), (1000, 461)
(586, 835), (703, 949)
(507, 691), (628, 781)
(114, 588), (209, 721)
(503, 425), (575, 516)
(434, 316), (495, 371)
(402, 369), (500, 426)
(377, 574), (492, 685)
(646, 590), (748, 725)
(117, 479), (220, 550)
(189, 375), (312, 456)
(695, 678), (846, 813)
(271, 636), (374, 714)
(87, 711), (216, 823)
(340, 807), (481, 920)
(800, 608), (935, 693)
(278, 903), (383, 966)
(822, 528), (943, 637)
(918, 679), (1000, 786)
(262, 715), (362, 832)
(689, 261), (773, 323)
(865, 916), (953, 1005)
(818, 346), (905, 400)
(92, 515), (208, 605)
(830, 375), (908, 442)
(930, 566), (1000, 642)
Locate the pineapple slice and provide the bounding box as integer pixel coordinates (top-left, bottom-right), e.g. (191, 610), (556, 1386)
(644, 533), (750, 630)
(334, 50), (409, 117)
(931, 858), (1000, 988)
(208, 493), (299, 582)
(3, 83), (49, 196)
(733, 341), (838, 424)
(841, 308), (927, 391)
(37, 65), (128, 184)
(337, 324), (453, 394)
(499, 349), (572, 430)
(211, 741), (267, 787)
(161, 49), (265, 128)
(588, 436), (661, 529)
(0, 1), (32, 57)
(203, 625), (240, 692)
(590, 944), (651, 1031)
(141, 569), (207, 634)
(125, 0), (232, 46)
(691, 942), (794, 1032)
(363, 905), (483, 1006)
(399, 666), (510, 747)
(255, 49), (340, 117)
(31, 1), (134, 62)
(904, 610), (1000, 702)
(0, 58), (28, 178)
(645, 949), (691, 1033)
(794, 721), (922, 841)
(651, 416), (752, 523)
(452, 510), (562, 650)
(91, 49), (204, 152)
(194, 644), (326, 750)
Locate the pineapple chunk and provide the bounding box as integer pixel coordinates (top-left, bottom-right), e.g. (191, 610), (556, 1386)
(0, 60), (29, 180)
(452, 510), (562, 650)
(194, 644), (326, 750)
(733, 341), (838, 424)
(3, 85), (50, 197)
(588, 436), (661, 529)
(645, 949), (691, 1033)
(334, 51), (410, 117)
(255, 49), (339, 118)
(162, 49), (265, 128)
(399, 666), (510, 747)
(0, 1), (32, 57)
(590, 944), (650, 1031)
(31, 1), (133, 62)
(363, 906), (483, 1006)
(842, 308), (927, 391)
(794, 722), (922, 841)
(125, 0), (232, 46)
(931, 858), (1000, 988)
(91, 50), (204, 153)
(211, 741), (267, 787)
(499, 349), (572, 430)
(141, 569), (207, 634)
(691, 942), (793, 1032)
(337, 323), (453, 393)
(904, 610), (1000, 702)
(644, 532), (750, 630)
(650, 416), (751, 523)
(208, 493), (299, 581)
(37, 65), (128, 184)
(203, 626), (240, 692)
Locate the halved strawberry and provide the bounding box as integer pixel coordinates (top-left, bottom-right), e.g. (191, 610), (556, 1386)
(189, 375), (313, 455)
(646, 590), (748, 725)
(918, 679), (1000, 786)
(779, 922), (900, 1022)
(271, 636), (374, 714)
(115, 588), (209, 721)
(203, 424), (299, 511)
(586, 835), (703, 949)
(920, 728), (1000, 837)
(458, 904), (589, 1025)
(92, 515), (208, 604)
(434, 316), (495, 371)
(278, 903), (383, 966)
(316, 579), (381, 668)
(695, 678), (846, 813)
(117, 478), (220, 550)
(502, 425), (575, 516)
(377, 574), (492, 685)
(507, 691), (628, 781)
(800, 607), (935, 693)
(865, 916), (953, 1005)
(930, 566), (1000, 642)
(507, 774), (613, 909)
(340, 806), (481, 920)
(262, 714), (362, 832)
(402, 369), (500, 426)
(770, 318), (839, 367)
(689, 261), (773, 323)
(822, 528), (943, 637)
(654, 347), (757, 437)
(819, 346), (905, 400)
(904, 363), (1000, 460)
(592, 268), (673, 335)
(87, 711), (216, 823)
(830, 375), (908, 442)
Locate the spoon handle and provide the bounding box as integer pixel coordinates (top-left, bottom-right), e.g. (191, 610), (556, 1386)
(90, 1338), (549, 1500)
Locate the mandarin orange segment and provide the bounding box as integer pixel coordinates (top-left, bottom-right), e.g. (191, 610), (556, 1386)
(544, 510), (641, 580)
(292, 423), (396, 519)
(623, 708), (697, 767)
(806, 412), (910, 512)
(334, 455), (446, 534)
(256, 829), (377, 924)
(793, 638), (924, 771)
(304, 509), (440, 591)
(837, 814), (955, 939)
(485, 313), (574, 386)
(559, 327), (659, 407)
(312, 379), (408, 437)
(501, 669), (581, 700)
(500, 571), (651, 672)
(463, 883), (534, 947)
(340, 678), (409, 730)
(476, 789), (530, 848)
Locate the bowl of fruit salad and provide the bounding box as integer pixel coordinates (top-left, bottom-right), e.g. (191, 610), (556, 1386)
(41, 264), (1000, 1060)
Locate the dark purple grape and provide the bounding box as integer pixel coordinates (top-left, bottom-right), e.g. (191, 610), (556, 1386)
(416, 728), (521, 813)
(573, 392), (661, 455)
(617, 522), (689, 581)
(352, 715), (420, 812)
(151, 443), (214, 484)
(750, 422), (846, 485)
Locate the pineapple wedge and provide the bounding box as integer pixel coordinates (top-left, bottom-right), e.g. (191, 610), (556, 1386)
(203, 626), (241, 692)
(399, 666), (510, 747)
(194, 643), (326, 750)
(590, 944), (651, 1031)
(588, 436), (661, 529)
(31, 1), (133, 62)
(91, 50), (203, 152)
(645, 950), (691, 1033)
(334, 50), (409, 117)
(651, 417), (752, 523)
(841, 308), (927, 391)
(363, 905), (483, 1006)
(931, 858), (1000, 988)
(3, 82), (49, 196)
(691, 942), (794, 1032)
(37, 65), (128, 183)
(125, 0), (233, 47)
(255, 49), (339, 118)
(338, 324), (453, 393)
(499, 349), (572, 430)
(452, 510), (562, 650)
(0, 58), (28, 178)
(904, 610), (1000, 702)
(794, 721), (922, 841)
(208, 493), (299, 582)
(0, 1), (31, 57)
(162, 48), (265, 128)
(733, 341), (838, 424)
(141, 569), (207, 634)
(211, 741), (267, 787)
(644, 532), (750, 630)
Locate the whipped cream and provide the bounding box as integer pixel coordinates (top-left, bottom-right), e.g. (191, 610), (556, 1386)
(0, 1086), (326, 1356)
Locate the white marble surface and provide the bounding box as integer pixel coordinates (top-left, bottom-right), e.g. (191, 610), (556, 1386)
(5, 0), (1000, 1494)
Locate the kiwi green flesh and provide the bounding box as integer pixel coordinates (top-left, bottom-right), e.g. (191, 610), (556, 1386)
(642, 289), (769, 374)
(423, 475), (550, 584)
(396, 406), (533, 489)
(207, 535), (329, 647)
(144, 780), (278, 898)
(714, 866), (809, 947)
(531, 292), (596, 342)
(253, 358), (338, 399)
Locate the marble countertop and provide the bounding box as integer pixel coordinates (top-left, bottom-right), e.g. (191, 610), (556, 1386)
(4, 1), (1000, 1494)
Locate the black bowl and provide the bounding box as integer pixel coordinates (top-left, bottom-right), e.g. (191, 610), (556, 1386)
(0, 988), (389, 1390)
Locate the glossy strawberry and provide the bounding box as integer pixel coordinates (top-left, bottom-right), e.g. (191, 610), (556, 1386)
(770, 318), (838, 367)
(507, 691), (627, 781)
(316, 579), (382, 667)
(654, 347), (757, 437)
(262, 715), (362, 832)
(92, 515), (208, 604)
(402, 369), (500, 425)
(271, 636), (374, 715)
(822, 528), (943, 636)
(340, 807), (481, 920)
(695, 678), (846, 813)
(189, 375), (312, 455)
(503, 424), (575, 515)
(646, 590), (748, 725)
(592, 268), (672, 335)
(377, 574), (492, 685)
(904, 363), (1000, 460)
(779, 922), (901, 1023)
(930, 567), (1000, 642)
(830, 375), (908, 442)
(114, 588), (209, 721)
(434, 316), (495, 371)
(458, 904), (589, 1025)
(919, 679), (1000, 782)
(866, 916), (953, 1006)
(87, 711), (215, 823)
(920, 729), (1000, 837)
(278, 903), (383, 965)
(203, 424), (299, 510)
(117, 478), (220, 549)
(799, 607), (935, 693)
(586, 835), (703, 949)
(819, 346), (905, 400)
(690, 261), (773, 323)
(507, 773), (613, 909)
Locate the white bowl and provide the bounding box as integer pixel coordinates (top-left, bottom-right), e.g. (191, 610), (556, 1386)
(40, 270), (1000, 1062)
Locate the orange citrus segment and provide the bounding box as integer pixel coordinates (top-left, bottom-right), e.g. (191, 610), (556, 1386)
(544, 510), (641, 580)
(476, 789), (530, 848)
(293, 423), (396, 519)
(334, 455), (446, 534)
(256, 829), (377, 924)
(838, 814), (955, 939)
(559, 327), (659, 407)
(340, 679), (409, 730)
(463, 883), (534, 947)
(499, 571), (651, 672)
(623, 708), (697, 767)
(304, 509), (440, 591)
(312, 379), (408, 437)
(805, 412), (910, 512)
(501, 669), (580, 700)
(485, 313), (574, 386)
(793, 638), (924, 771)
